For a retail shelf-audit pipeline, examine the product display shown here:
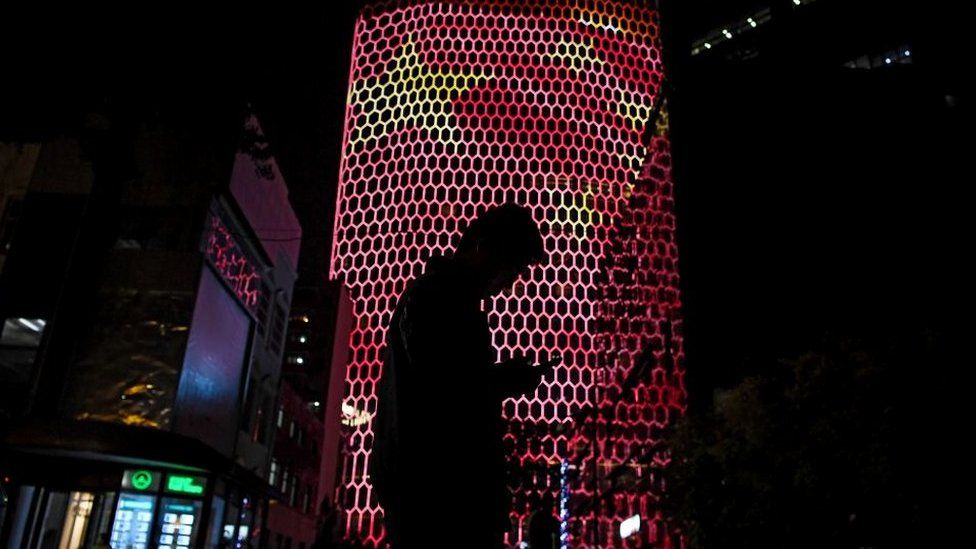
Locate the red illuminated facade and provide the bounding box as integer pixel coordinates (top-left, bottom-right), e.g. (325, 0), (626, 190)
(330, 1), (685, 546)
(205, 213), (262, 313)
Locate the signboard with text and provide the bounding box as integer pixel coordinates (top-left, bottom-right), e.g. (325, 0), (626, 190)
(165, 474), (207, 496)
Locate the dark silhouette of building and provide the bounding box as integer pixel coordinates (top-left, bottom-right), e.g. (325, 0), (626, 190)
(0, 108), (302, 548)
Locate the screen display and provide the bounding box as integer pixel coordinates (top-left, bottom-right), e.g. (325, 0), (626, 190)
(172, 267), (252, 455)
(156, 498), (203, 549)
(110, 493), (155, 549)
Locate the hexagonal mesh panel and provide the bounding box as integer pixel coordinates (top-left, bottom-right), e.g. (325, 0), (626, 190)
(330, 1), (685, 546)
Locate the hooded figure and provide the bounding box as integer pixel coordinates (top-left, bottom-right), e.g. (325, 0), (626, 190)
(371, 204), (552, 548)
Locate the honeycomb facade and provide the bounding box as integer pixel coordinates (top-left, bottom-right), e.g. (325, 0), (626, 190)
(330, 1), (685, 546)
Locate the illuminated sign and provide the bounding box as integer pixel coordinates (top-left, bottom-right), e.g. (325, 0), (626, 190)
(131, 471), (153, 490)
(619, 514), (641, 539)
(110, 493), (155, 549)
(205, 213), (261, 311)
(158, 498), (202, 548)
(165, 474), (207, 496)
(122, 469), (160, 492)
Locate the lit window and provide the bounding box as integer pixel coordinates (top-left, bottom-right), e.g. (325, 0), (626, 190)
(2, 318), (46, 342)
(269, 459), (279, 485)
(277, 406), (284, 428)
(1, 318), (47, 417)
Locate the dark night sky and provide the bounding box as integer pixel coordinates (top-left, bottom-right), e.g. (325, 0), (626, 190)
(663, 0), (968, 396)
(3, 1), (968, 401)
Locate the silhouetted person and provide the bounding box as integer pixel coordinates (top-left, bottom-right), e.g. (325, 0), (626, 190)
(371, 204), (553, 548)
(312, 498), (340, 549)
(527, 493), (559, 549)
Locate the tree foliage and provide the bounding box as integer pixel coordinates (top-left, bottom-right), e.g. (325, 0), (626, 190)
(665, 328), (962, 548)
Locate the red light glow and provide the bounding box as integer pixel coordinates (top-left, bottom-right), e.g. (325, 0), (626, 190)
(330, 2), (685, 546)
(205, 214), (261, 312)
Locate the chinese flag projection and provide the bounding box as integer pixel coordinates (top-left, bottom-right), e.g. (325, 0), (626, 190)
(330, 1), (686, 546)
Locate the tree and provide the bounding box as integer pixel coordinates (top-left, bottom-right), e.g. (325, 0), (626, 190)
(664, 328), (962, 548)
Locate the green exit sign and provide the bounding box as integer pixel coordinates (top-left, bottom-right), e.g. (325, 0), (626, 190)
(130, 471), (154, 490)
(122, 469), (160, 492)
(165, 474), (207, 495)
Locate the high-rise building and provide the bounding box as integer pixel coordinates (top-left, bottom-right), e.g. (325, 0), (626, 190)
(329, 1), (685, 546)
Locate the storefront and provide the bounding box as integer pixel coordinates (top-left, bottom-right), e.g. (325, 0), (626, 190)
(1, 420), (269, 548)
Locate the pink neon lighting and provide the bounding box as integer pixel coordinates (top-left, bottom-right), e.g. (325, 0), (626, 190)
(205, 214), (261, 311)
(330, 2), (685, 546)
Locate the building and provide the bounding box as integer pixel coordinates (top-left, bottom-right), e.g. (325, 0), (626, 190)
(328, 1), (686, 546)
(0, 110), (302, 549)
(263, 119), (355, 547)
(265, 380), (323, 549)
(265, 282), (352, 549)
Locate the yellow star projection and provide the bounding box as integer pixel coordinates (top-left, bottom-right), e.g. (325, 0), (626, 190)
(347, 38), (486, 147)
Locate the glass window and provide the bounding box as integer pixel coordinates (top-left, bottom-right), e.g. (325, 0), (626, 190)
(269, 460), (279, 486)
(206, 496), (226, 549)
(58, 491), (95, 549)
(156, 498), (203, 549)
(0, 318), (45, 418)
(110, 492), (156, 549)
(270, 303), (287, 354)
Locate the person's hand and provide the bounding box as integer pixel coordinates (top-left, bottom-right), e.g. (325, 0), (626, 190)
(535, 354), (562, 377)
(499, 354), (561, 395)
(500, 354), (534, 393)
